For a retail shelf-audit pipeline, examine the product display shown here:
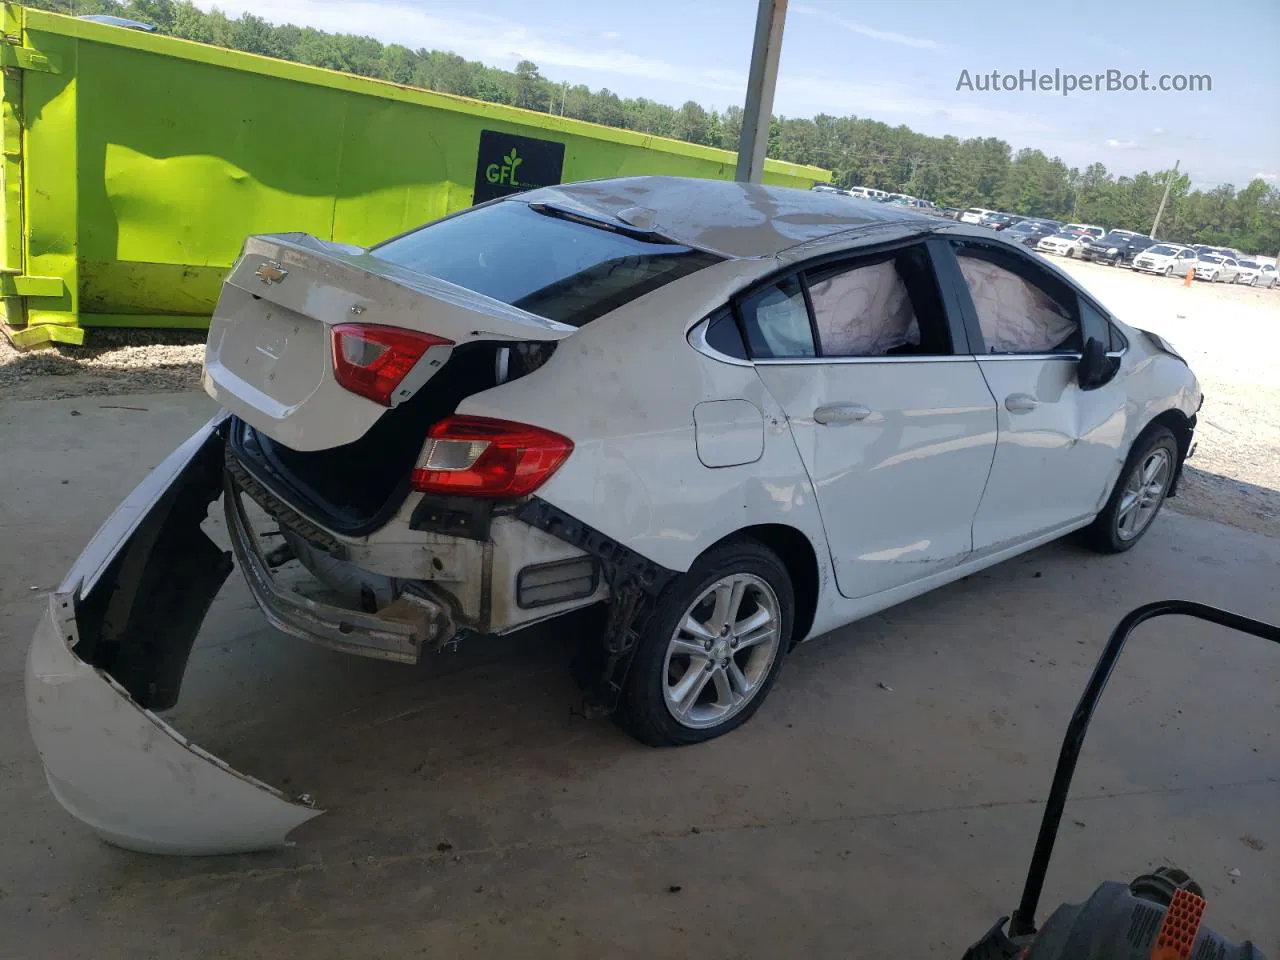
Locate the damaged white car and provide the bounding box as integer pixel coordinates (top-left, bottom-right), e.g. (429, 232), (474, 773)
(27, 177), (1202, 855)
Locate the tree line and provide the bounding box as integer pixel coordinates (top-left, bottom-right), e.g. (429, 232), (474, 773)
(35, 0), (1280, 255)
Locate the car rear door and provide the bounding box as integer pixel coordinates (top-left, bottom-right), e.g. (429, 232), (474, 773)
(939, 237), (1131, 553)
(746, 237), (997, 599)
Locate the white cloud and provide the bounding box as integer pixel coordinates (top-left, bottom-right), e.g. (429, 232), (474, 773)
(194, 0), (743, 92)
(792, 3), (940, 51)
(778, 73), (1050, 135)
(601, 31), (620, 41)
(1256, 171), (1279, 181)
(1105, 138), (1137, 148)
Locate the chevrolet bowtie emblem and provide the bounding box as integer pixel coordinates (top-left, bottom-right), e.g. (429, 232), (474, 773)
(254, 261), (288, 284)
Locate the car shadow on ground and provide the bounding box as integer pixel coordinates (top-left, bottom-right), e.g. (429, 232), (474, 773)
(1172, 464), (1280, 538)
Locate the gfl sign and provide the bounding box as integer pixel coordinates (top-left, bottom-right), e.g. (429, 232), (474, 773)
(486, 149), (523, 186)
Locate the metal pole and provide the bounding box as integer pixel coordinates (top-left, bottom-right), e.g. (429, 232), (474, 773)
(735, 0), (788, 183)
(1149, 159), (1179, 239)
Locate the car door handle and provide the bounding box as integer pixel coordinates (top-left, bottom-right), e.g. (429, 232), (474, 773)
(1004, 393), (1039, 413)
(813, 403), (872, 425)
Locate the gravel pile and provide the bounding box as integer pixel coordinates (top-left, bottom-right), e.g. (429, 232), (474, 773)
(0, 329), (206, 400)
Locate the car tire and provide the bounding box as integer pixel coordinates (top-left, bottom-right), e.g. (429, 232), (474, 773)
(615, 539), (794, 747)
(1163, 266), (1174, 277)
(1066, 249), (1075, 258)
(1082, 426), (1179, 554)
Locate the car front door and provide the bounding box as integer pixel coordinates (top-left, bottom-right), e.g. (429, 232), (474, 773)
(941, 237), (1131, 554)
(743, 238), (997, 599)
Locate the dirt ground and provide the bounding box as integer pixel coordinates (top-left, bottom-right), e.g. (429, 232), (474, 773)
(3, 263), (1277, 534)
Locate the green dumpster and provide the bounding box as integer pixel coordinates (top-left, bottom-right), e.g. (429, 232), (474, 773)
(0, 4), (828, 347)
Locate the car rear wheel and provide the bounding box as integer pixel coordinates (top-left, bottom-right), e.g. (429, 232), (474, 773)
(616, 540), (793, 746)
(1083, 426), (1178, 554)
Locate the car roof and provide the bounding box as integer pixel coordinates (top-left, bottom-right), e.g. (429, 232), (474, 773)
(517, 176), (929, 258)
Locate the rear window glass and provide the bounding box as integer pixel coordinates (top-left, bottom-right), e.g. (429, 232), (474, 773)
(370, 201), (721, 328)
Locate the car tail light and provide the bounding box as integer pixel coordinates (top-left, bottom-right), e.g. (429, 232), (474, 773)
(331, 323), (452, 406)
(411, 416), (573, 498)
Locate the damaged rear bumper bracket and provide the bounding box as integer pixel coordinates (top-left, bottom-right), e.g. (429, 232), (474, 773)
(517, 497), (677, 714)
(224, 475), (452, 663)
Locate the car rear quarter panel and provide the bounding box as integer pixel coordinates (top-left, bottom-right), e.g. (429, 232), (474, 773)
(454, 259), (841, 635)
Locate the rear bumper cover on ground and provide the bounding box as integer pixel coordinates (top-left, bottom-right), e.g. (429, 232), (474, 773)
(25, 414), (322, 855)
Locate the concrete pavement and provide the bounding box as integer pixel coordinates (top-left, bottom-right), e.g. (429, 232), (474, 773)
(1, 392), (1276, 958)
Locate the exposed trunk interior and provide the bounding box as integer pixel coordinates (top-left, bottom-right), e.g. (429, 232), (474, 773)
(228, 340), (553, 536)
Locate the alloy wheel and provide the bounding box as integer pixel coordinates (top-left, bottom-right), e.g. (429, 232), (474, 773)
(662, 573), (782, 730)
(1116, 448), (1172, 541)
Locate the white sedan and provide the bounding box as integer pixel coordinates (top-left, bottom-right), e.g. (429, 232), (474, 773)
(1035, 230), (1091, 258)
(1234, 260), (1277, 287)
(1131, 243), (1199, 277)
(27, 177), (1203, 855)
(1194, 254), (1241, 283)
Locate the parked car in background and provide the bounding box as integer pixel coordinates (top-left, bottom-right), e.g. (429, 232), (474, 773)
(1193, 245), (1240, 260)
(938, 207), (965, 220)
(1080, 230), (1154, 265)
(1236, 261), (1278, 287)
(1063, 223), (1106, 241)
(28, 176), (1203, 855)
(895, 198), (941, 214)
(811, 184), (843, 195)
(848, 186), (890, 202)
(960, 207), (996, 224)
(978, 212), (1019, 230)
(1194, 254), (1240, 283)
(1131, 243), (1198, 277)
(1004, 218), (1064, 248)
(1036, 230), (1091, 258)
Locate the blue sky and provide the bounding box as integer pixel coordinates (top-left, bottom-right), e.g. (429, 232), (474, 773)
(197, 0), (1279, 189)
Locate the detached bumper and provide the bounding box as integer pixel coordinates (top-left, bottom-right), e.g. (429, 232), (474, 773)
(25, 415), (321, 855)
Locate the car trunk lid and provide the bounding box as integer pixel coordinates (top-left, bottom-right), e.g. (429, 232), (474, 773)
(202, 233), (574, 452)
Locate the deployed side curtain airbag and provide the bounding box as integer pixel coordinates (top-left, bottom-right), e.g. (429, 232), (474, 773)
(957, 256), (1077, 354)
(808, 261), (921, 357)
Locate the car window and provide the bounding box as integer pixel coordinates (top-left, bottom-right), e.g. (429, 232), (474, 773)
(701, 307), (748, 360)
(371, 200), (721, 328)
(802, 245), (952, 358)
(738, 276), (816, 359)
(951, 241), (1082, 355)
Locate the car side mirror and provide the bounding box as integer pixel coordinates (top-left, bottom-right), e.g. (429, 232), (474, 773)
(1077, 336), (1114, 391)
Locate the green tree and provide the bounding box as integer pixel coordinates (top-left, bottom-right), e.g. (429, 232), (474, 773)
(21, 0), (1275, 253)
